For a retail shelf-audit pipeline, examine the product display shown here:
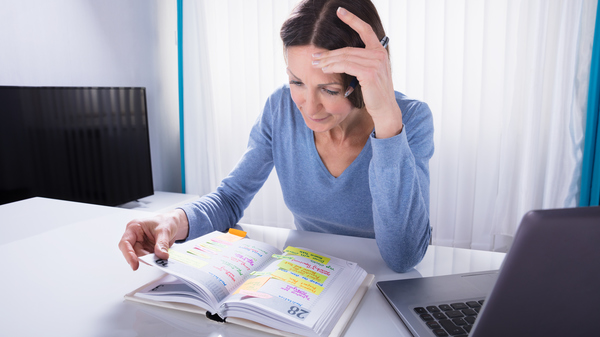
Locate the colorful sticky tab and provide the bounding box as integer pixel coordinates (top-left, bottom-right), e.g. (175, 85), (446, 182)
(228, 228), (247, 238)
(283, 247), (331, 265)
(277, 260), (328, 284)
(271, 270), (324, 295)
(186, 249), (211, 259)
(216, 232), (245, 244)
(233, 276), (271, 295)
(272, 254), (294, 260)
(168, 249), (208, 269)
(239, 289), (272, 299)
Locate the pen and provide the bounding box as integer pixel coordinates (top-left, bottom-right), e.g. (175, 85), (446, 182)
(344, 36), (389, 98)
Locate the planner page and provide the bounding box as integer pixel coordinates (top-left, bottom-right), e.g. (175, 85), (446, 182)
(139, 231), (282, 313)
(220, 246), (367, 337)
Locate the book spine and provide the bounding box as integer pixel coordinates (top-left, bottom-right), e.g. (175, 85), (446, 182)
(206, 311), (227, 323)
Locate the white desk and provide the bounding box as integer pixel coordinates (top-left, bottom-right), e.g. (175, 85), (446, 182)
(0, 197), (505, 337)
(118, 191), (200, 213)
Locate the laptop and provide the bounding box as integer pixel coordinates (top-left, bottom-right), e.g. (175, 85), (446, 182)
(377, 207), (600, 337)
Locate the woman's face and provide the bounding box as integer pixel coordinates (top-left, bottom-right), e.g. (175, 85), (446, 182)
(286, 45), (356, 133)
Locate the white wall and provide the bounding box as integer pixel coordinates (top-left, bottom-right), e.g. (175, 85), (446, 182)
(0, 0), (181, 193)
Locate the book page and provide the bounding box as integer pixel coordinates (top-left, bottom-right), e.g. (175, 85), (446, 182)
(139, 231), (282, 312)
(220, 246), (366, 336)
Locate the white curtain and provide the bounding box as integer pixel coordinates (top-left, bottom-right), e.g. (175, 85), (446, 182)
(183, 0), (597, 251)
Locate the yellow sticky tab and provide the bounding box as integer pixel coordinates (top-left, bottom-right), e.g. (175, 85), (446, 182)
(228, 228), (247, 238)
(186, 249), (212, 260)
(283, 247), (330, 265)
(233, 276), (271, 295)
(198, 242), (222, 252)
(271, 270), (324, 295)
(277, 260), (328, 284)
(168, 249), (208, 269)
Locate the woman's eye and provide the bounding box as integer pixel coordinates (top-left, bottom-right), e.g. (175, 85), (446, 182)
(290, 80), (303, 87)
(323, 88), (339, 96)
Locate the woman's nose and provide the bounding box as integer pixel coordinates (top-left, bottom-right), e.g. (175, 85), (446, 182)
(303, 92), (321, 116)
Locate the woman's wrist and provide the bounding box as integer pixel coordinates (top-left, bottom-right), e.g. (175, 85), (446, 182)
(172, 208), (190, 241)
(372, 112), (403, 139)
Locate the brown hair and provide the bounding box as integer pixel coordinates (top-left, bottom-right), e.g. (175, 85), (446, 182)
(280, 0), (387, 109)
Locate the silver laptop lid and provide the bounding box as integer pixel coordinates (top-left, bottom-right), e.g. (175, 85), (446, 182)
(471, 206), (600, 337)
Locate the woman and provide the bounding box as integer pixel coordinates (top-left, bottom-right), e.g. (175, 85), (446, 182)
(118, 0), (434, 273)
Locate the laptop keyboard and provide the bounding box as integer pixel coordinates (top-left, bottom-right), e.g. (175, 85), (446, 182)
(414, 299), (484, 336)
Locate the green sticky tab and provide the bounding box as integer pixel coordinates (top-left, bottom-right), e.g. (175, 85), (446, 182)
(272, 254), (294, 260)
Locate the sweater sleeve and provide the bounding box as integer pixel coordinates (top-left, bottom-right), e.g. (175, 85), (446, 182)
(178, 92), (277, 240)
(369, 100), (434, 272)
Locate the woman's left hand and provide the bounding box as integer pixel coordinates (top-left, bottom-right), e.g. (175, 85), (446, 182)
(312, 7), (403, 139)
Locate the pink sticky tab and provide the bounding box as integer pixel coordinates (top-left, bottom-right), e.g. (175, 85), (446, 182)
(239, 290), (273, 299)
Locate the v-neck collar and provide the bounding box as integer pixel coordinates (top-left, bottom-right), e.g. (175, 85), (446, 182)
(307, 127), (372, 180)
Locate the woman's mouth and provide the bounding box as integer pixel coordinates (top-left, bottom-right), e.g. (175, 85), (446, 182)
(309, 115), (329, 122)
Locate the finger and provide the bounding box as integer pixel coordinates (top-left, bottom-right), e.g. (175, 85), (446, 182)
(313, 46), (378, 64)
(153, 227), (172, 260)
(316, 51), (379, 73)
(133, 241), (154, 257)
(337, 7), (382, 49)
(321, 59), (383, 91)
(119, 221), (150, 270)
(118, 233), (140, 271)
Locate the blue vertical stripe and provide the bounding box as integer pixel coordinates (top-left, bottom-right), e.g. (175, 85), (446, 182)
(581, 2), (600, 206)
(177, 0), (186, 193)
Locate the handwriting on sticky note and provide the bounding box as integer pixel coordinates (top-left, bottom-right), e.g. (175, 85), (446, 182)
(283, 247), (331, 265)
(272, 254), (294, 260)
(271, 270), (324, 295)
(277, 260), (328, 284)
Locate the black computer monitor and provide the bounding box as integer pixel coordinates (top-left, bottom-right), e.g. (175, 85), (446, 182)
(0, 86), (154, 206)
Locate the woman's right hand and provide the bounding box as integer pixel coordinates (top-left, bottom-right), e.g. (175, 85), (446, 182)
(118, 209), (189, 270)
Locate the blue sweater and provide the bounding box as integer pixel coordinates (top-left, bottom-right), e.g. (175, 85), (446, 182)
(180, 85), (434, 272)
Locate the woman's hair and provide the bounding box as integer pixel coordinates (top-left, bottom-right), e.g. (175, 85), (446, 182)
(280, 0), (387, 109)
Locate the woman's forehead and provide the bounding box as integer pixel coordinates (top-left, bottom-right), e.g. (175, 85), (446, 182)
(286, 45), (342, 84)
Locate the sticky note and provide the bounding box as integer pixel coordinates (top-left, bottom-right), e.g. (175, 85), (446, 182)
(272, 254), (294, 260)
(239, 289), (272, 299)
(283, 247), (331, 265)
(198, 243), (222, 252)
(217, 231), (245, 243)
(228, 228), (247, 238)
(186, 249), (211, 259)
(233, 276), (271, 295)
(271, 270), (324, 295)
(277, 260), (328, 284)
(168, 249), (208, 269)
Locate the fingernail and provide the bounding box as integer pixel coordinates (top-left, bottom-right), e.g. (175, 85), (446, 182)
(312, 60), (320, 65)
(160, 245), (168, 253)
(338, 7), (347, 16)
(312, 53), (322, 58)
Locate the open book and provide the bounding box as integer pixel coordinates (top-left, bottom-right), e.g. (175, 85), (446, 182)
(125, 229), (373, 337)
